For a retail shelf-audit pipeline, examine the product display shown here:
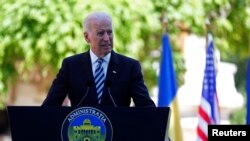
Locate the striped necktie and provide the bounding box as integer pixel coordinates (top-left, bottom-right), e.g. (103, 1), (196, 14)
(94, 58), (105, 104)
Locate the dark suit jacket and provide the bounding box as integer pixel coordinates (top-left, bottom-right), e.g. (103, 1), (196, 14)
(42, 50), (155, 107)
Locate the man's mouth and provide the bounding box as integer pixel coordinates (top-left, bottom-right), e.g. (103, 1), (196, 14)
(101, 44), (111, 48)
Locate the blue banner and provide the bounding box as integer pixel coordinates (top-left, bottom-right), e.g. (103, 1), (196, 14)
(158, 33), (177, 107)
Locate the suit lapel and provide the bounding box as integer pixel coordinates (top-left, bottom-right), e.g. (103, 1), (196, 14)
(106, 51), (120, 82)
(81, 51), (98, 103)
(100, 51), (121, 105)
(81, 51), (95, 82)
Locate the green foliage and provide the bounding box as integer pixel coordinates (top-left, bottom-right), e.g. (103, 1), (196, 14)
(230, 104), (246, 124)
(0, 0), (164, 107)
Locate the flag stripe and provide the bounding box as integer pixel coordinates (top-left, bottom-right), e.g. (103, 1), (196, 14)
(197, 126), (207, 141)
(199, 98), (211, 123)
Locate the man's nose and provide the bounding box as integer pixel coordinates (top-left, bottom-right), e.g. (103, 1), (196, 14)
(103, 32), (110, 41)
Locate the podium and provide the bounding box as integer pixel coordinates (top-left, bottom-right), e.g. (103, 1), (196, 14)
(7, 106), (170, 141)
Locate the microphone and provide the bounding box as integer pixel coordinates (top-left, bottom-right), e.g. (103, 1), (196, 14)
(77, 80), (92, 106)
(106, 80), (117, 107)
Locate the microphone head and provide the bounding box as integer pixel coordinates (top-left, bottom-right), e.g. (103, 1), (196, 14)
(105, 80), (111, 87)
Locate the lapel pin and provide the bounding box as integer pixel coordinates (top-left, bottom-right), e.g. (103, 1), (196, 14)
(112, 70), (117, 74)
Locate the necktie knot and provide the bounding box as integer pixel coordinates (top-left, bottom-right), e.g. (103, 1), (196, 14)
(97, 58), (104, 64)
(96, 58), (104, 69)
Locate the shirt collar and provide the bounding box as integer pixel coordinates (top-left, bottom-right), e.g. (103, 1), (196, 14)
(90, 49), (111, 64)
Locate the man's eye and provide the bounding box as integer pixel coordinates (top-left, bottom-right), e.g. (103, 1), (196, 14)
(107, 31), (112, 35)
(97, 32), (104, 36)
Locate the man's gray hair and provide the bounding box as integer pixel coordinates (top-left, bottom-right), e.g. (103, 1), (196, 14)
(83, 12), (112, 32)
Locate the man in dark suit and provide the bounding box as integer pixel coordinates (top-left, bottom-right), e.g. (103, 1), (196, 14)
(42, 12), (155, 107)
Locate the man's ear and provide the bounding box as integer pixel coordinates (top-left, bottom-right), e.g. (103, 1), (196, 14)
(84, 32), (90, 43)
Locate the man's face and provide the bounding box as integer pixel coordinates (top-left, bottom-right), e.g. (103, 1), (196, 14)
(84, 18), (113, 57)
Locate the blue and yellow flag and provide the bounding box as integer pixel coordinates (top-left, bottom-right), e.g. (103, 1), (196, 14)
(158, 32), (183, 141)
(158, 33), (177, 106)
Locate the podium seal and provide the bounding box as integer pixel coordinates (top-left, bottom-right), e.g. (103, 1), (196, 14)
(61, 107), (113, 141)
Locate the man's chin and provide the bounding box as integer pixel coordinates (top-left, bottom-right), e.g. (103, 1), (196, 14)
(103, 47), (112, 52)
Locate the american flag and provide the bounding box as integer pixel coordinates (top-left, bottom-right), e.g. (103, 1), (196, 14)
(197, 33), (220, 141)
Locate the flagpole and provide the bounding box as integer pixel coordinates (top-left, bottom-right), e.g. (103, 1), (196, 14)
(205, 17), (211, 50)
(161, 14), (168, 33)
(206, 17), (219, 75)
(197, 17), (221, 141)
